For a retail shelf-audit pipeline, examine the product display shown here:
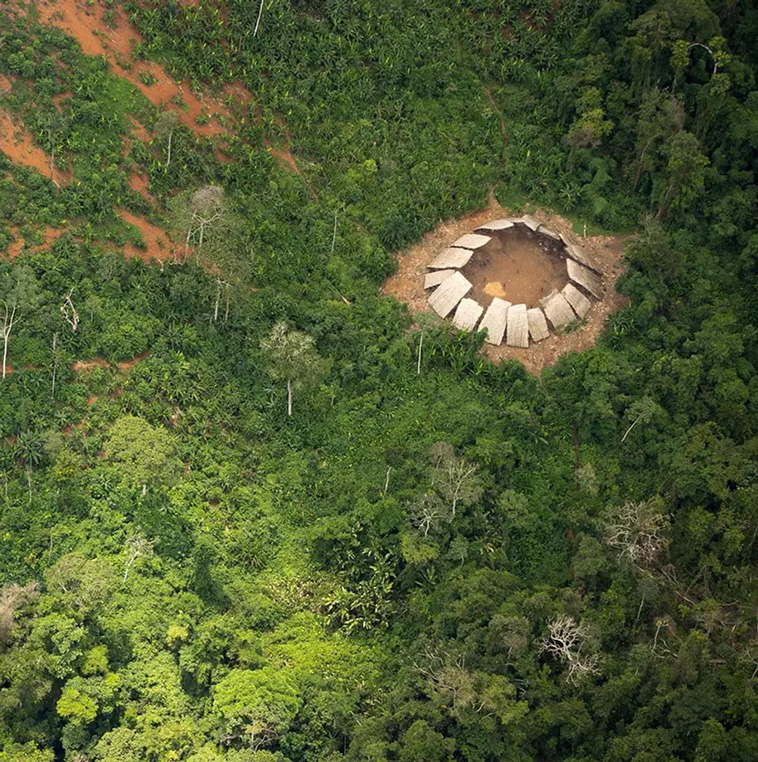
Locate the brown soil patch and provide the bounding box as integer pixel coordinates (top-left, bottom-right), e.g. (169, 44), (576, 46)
(117, 209), (175, 263)
(382, 196), (629, 375)
(265, 140), (300, 175)
(5, 227), (66, 258)
(0, 108), (65, 182)
(35, 0), (243, 139)
(128, 117), (150, 143)
(118, 351), (149, 370)
(127, 170), (152, 201)
(263, 115), (319, 199)
(72, 352), (149, 373)
(461, 226), (568, 308)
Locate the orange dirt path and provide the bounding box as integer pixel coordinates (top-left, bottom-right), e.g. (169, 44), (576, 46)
(5, 227), (66, 258)
(72, 352), (149, 372)
(35, 0), (243, 138)
(127, 170), (152, 201)
(118, 209), (176, 263)
(0, 108), (69, 183)
(382, 196), (629, 376)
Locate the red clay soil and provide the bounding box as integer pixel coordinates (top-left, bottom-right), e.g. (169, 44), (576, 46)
(265, 135), (319, 199)
(461, 226), (568, 307)
(0, 108), (68, 183)
(265, 140), (300, 175)
(127, 170), (152, 201)
(7, 2), (305, 176)
(34, 0), (245, 139)
(72, 352), (149, 373)
(128, 116), (150, 143)
(5, 227), (66, 258)
(118, 209), (176, 263)
(382, 196), (629, 376)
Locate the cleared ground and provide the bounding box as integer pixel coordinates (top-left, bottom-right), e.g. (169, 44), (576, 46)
(382, 197), (629, 375)
(462, 225), (567, 307)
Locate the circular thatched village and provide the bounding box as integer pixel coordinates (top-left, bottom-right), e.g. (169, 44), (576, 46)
(424, 215), (604, 348)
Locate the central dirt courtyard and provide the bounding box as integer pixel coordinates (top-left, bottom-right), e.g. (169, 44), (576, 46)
(382, 198), (628, 374)
(462, 225), (568, 307)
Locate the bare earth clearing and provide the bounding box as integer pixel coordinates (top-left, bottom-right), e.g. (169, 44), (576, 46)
(2, 0), (307, 262)
(382, 197), (629, 375)
(462, 225), (568, 307)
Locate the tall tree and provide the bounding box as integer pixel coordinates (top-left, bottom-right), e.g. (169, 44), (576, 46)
(260, 323), (330, 417)
(153, 110), (181, 169)
(653, 131), (709, 218)
(103, 416), (181, 495)
(170, 185), (249, 320)
(0, 266), (41, 379)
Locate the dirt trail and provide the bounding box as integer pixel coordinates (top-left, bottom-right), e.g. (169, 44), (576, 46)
(5, 227), (66, 258)
(118, 209), (176, 263)
(382, 197), (629, 375)
(127, 170), (152, 201)
(265, 135), (319, 199)
(0, 108), (69, 183)
(4, 352), (147, 376)
(72, 352), (149, 373)
(35, 0), (237, 138)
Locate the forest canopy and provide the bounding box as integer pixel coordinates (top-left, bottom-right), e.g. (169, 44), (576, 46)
(1, 1), (758, 761)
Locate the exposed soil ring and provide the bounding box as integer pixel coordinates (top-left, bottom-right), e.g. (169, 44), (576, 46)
(462, 225), (568, 307)
(382, 198), (628, 375)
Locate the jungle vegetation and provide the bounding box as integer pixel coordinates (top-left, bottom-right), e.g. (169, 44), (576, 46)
(1, 1), (758, 760)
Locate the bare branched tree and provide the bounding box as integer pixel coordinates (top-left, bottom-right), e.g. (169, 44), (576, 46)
(430, 442), (483, 519)
(170, 184), (251, 321)
(0, 582), (39, 649)
(411, 494), (451, 537)
(180, 185), (227, 261)
(651, 616), (679, 659)
(605, 500), (670, 568)
(1, 266), (41, 379)
(540, 615), (601, 684)
(61, 288), (79, 332)
(122, 534), (155, 583)
(414, 649), (483, 716)
(154, 110), (181, 168)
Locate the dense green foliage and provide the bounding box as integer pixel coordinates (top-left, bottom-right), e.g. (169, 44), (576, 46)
(2, 0), (758, 760)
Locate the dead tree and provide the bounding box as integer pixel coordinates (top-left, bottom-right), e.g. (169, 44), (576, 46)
(61, 288), (80, 332)
(122, 535), (155, 583)
(540, 615), (601, 684)
(430, 442), (482, 519)
(181, 185), (227, 263)
(411, 494), (450, 537)
(1, 302), (18, 380)
(154, 110), (181, 168)
(0, 582), (39, 648)
(605, 501), (670, 569)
